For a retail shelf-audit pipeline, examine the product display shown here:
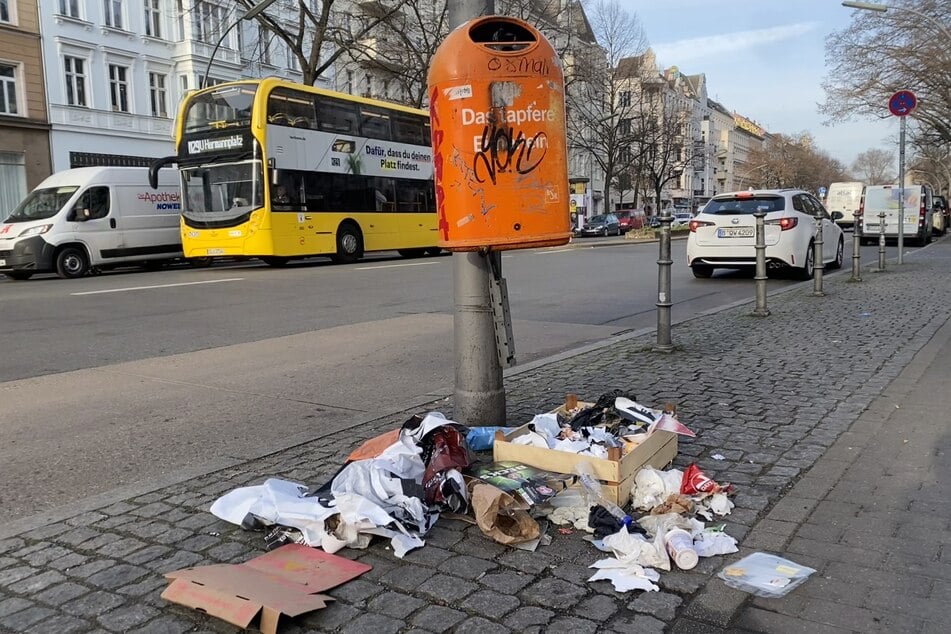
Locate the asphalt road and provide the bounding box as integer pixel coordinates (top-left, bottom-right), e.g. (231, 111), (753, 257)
(0, 236), (882, 523)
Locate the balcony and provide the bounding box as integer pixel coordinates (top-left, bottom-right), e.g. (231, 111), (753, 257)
(50, 104), (174, 140)
(172, 40), (242, 67)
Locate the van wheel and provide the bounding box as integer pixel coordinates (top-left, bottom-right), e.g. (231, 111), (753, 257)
(332, 222), (363, 264)
(4, 271), (33, 280)
(691, 265), (713, 278)
(142, 260), (169, 271)
(55, 246), (89, 279)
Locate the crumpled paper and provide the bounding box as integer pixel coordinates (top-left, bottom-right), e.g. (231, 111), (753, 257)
(631, 467), (684, 511)
(547, 504), (592, 531)
(602, 526), (670, 571)
(650, 493), (694, 515)
(588, 558), (660, 592)
(471, 483), (540, 545)
(694, 530), (738, 557)
(637, 512), (704, 539)
(695, 492), (734, 520)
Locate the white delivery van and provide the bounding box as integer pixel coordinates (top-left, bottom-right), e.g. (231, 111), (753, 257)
(860, 184), (934, 246)
(825, 182), (865, 228)
(0, 167), (183, 280)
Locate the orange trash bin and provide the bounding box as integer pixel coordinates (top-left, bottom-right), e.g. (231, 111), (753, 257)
(428, 16), (571, 251)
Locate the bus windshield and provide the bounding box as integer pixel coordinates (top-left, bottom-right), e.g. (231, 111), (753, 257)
(183, 84), (258, 134)
(181, 161), (264, 225)
(5, 186), (79, 223)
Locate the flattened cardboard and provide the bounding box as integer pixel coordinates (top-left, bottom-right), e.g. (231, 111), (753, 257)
(161, 544), (371, 634)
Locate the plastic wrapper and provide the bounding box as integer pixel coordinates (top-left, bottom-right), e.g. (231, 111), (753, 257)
(718, 552), (816, 598)
(681, 464), (731, 495)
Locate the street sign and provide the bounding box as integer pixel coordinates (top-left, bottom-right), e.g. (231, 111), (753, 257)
(889, 90), (917, 117)
(819, 186), (827, 198)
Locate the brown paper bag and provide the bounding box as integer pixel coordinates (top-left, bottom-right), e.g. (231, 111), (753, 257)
(471, 483), (540, 545)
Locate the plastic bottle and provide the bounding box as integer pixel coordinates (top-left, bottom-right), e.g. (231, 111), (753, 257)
(575, 463), (633, 529)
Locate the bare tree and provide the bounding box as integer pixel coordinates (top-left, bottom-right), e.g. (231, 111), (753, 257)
(745, 133), (850, 193)
(211, 0), (408, 87)
(910, 135), (951, 196)
(823, 0), (951, 144)
(565, 0), (650, 212)
(633, 87), (694, 213)
(851, 148), (894, 184)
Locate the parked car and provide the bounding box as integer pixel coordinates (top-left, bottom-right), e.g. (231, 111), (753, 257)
(672, 212), (693, 228)
(934, 195), (949, 236)
(578, 213), (621, 237)
(616, 209), (645, 233)
(825, 181), (865, 229)
(686, 189), (844, 279)
(647, 215), (661, 228)
(859, 184), (934, 246)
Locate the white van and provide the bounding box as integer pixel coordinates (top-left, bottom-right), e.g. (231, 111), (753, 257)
(859, 184), (934, 246)
(0, 167), (183, 280)
(825, 182), (865, 228)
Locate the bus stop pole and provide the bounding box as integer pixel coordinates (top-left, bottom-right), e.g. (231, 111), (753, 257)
(449, 0), (505, 427)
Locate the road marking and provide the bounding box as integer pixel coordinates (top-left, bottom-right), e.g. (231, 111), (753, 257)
(355, 262), (438, 270)
(70, 278), (245, 296)
(539, 248), (573, 254)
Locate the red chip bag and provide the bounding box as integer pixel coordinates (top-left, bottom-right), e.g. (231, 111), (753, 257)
(681, 463), (730, 495)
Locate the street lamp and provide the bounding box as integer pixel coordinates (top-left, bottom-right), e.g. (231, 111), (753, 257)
(841, 1), (951, 40)
(202, 0), (282, 88)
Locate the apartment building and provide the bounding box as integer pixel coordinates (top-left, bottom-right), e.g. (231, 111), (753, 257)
(39, 0), (302, 172)
(0, 0), (52, 214)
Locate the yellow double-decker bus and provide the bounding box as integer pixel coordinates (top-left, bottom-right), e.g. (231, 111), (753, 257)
(150, 78), (438, 266)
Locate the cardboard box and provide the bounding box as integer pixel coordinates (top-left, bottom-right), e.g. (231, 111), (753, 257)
(492, 403), (677, 507)
(161, 544), (371, 634)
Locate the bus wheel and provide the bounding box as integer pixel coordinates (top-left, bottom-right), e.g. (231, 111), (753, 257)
(261, 256), (290, 267)
(4, 271), (33, 280)
(398, 249), (426, 258)
(55, 246), (89, 279)
(332, 223), (363, 264)
(425, 247), (442, 256)
(188, 257), (213, 268)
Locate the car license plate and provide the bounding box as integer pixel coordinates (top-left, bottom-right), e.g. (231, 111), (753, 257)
(0, 259), (5, 266)
(717, 227), (754, 238)
(207, 248), (224, 255)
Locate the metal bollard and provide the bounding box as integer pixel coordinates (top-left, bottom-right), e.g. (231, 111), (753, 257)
(654, 209), (674, 352)
(752, 210), (769, 316)
(812, 213), (824, 296)
(878, 210), (886, 271)
(851, 209), (863, 282)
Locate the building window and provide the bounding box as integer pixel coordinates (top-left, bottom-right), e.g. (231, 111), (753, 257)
(0, 64), (18, 115)
(64, 56), (87, 106)
(144, 0), (161, 37)
(58, 0), (80, 18)
(0, 152), (27, 221)
(194, 2), (226, 46)
(258, 25), (271, 65)
(619, 91), (631, 108)
(149, 72), (167, 117)
(109, 64), (130, 112)
(104, 0), (124, 29)
(345, 70), (353, 94)
(0, 0), (12, 24)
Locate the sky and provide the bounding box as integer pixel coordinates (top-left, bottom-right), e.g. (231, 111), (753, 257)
(620, 0), (901, 168)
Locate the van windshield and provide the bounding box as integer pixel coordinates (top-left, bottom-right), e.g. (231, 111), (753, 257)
(5, 186), (79, 222)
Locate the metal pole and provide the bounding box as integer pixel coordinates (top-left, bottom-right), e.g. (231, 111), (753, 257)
(752, 210), (769, 316)
(812, 213), (824, 296)
(851, 209), (863, 282)
(878, 210), (887, 271)
(655, 208), (674, 352)
(449, 0), (503, 427)
(898, 115), (906, 264)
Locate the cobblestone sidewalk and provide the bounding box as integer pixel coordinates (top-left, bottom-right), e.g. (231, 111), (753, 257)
(1, 240), (950, 633)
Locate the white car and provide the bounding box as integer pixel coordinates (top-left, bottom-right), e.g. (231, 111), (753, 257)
(686, 189), (844, 279)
